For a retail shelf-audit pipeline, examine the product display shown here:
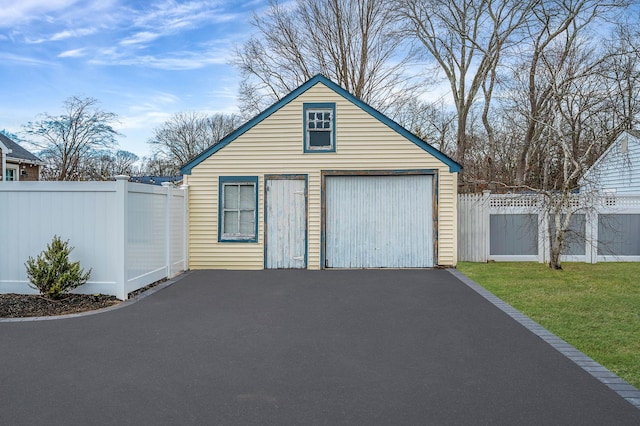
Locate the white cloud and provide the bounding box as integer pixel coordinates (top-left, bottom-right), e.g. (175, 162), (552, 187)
(50, 27), (97, 41)
(0, 52), (53, 65)
(120, 31), (161, 46)
(26, 27), (98, 44)
(128, 93), (181, 113)
(115, 2), (241, 47)
(116, 110), (173, 131)
(0, 0), (78, 27)
(132, 0), (237, 31)
(58, 48), (86, 58)
(90, 48), (230, 70)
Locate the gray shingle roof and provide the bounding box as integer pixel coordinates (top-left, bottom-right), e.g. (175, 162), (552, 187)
(0, 133), (43, 163)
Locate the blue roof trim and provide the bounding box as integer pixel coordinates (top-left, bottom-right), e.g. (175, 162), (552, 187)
(181, 74), (461, 174)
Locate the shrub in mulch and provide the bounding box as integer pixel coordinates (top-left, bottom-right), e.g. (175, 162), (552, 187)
(25, 236), (91, 300)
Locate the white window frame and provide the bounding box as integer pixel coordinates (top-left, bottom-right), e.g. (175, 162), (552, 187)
(5, 165), (18, 181)
(219, 177), (258, 242)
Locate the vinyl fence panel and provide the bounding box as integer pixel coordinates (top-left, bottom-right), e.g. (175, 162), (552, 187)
(458, 193), (640, 263)
(0, 176), (187, 299)
(457, 194), (489, 262)
(489, 214), (538, 257)
(597, 214), (640, 257)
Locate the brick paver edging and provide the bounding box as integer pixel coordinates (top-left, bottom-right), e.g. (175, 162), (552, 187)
(448, 268), (640, 410)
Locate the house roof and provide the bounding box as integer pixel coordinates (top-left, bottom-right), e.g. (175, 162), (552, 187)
(181, 74), (462, 175)
(130, 175), (183, 186)
(0, 133), (43, 164)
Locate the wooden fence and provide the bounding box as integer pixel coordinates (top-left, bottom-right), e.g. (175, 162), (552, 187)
(0, 176), (187, 299)
(458, 192), (640, 263)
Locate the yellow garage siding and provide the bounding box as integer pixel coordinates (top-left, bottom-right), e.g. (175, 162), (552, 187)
(187, 81), (458, 269)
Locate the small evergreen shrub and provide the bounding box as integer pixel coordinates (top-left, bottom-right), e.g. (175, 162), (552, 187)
(25, 236), (92, 299)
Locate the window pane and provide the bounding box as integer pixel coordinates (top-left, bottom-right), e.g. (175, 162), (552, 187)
(239, 211), (254, 234)
(308, 122), (316, 129)
(323, 121), (330, 129)
(239, 184), (255, 209)
(308, 112), (315, 120)
(223, 211), (239, 234)
(323, 112), (331, 121)
(309, 131), (331, 147)
(224, 184), (238, 208)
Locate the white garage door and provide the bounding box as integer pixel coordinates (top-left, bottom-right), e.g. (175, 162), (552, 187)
(325, 175), (434, 268)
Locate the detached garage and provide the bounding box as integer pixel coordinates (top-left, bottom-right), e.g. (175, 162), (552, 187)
(181, 75), (461, 270)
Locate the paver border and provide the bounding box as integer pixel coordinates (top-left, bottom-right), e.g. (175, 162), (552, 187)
(448, 268), (640, 410)
(0, 271), (192, 323)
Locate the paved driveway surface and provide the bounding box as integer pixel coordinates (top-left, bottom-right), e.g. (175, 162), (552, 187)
(2, 269), (639, 425)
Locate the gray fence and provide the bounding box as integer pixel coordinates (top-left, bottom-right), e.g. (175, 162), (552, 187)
(458, 192), (640, 263)
(0, 176), (188, 299)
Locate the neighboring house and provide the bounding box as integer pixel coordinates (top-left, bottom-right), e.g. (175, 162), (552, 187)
(0, 133), (43, 182)
(181, 74), (461, 270)
(580, 129), (640, 194)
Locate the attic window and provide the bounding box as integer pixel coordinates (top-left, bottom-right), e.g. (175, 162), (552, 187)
(304, 103), (335, 152)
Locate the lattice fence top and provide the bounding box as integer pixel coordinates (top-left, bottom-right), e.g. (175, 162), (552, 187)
(609, 196), (640, 207)
(488, 195), (539, 208)
(459, 193), (640, 209)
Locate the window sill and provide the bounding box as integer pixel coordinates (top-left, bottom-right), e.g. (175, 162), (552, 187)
(219, 236), (258, 243)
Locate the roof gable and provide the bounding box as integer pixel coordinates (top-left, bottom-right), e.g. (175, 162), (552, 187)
(582, 130), (640, 179)
(0, 133), (43, 164)
(181, 74), (461, 174)
(580, 130), (640, 193)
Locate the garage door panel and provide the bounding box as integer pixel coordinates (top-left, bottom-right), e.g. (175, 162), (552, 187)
(325, 175), (433, 268)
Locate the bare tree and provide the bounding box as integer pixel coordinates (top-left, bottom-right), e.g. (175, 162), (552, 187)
(397, 0), (536, 165)
(233, 0), (416, 117)
(83, 150), (139, 181)
(148, 111), (239, 173)
(138, 155), (182, 177)
(387, 98), (457, 151)
(23, 97), (120, 181)
(502, 35), (629, 269)
(509, 0), (632, 186)
(601, 24), (640, 132)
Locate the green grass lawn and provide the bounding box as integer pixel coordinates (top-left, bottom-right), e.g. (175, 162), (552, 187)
(457, 262), (640, 389)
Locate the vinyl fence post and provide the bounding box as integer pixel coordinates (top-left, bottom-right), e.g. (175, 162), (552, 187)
(538, 194), (548, 264)
(482, 190), (491, 262)
(162, 182), (172, 278)
(181, 184), (189, 272)
(588, 199), (600, 264)
(114, 175), (129, 300)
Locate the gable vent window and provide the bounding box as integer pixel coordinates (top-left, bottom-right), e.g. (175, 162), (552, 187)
(304, 103), (336, 152)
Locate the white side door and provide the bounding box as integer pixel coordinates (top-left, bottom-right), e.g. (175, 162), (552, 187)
(265, 177), (307, 268)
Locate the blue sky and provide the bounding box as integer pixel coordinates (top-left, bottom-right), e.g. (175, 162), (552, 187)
(0, 0), (267, 158)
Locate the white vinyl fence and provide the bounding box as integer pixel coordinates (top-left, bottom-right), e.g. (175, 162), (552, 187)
(458, 192), (640, 263)
(0, 176), (187, 299)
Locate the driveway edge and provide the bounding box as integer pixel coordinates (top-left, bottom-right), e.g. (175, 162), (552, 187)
(0, 271), (192, 323)
(448, 268), (640, 410)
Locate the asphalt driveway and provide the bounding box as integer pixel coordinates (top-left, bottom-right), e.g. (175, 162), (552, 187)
(2, 269), (639, 425)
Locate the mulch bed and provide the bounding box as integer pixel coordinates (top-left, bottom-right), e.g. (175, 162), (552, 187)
(0, 293), (121, 318)
(0, 279), (168, 318)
